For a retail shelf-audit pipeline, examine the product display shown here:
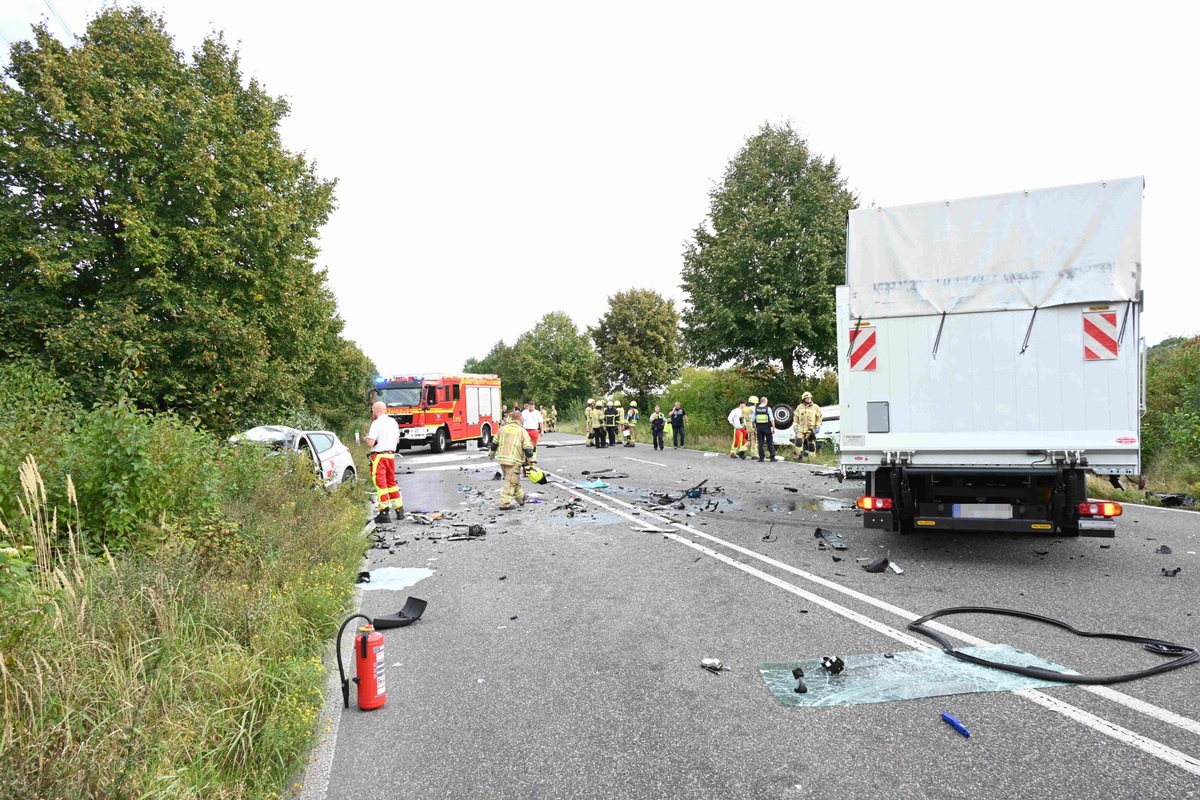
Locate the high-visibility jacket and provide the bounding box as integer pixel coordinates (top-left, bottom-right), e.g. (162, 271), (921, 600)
(753, 404), (772, 426)
(585, 406), (595, 427)
(796, 403), (823, 432)
(742, 405), (756, 431)
(604, 406), (619, 426)
(494, 422), (534, 465)
(625, 408), (639, 426)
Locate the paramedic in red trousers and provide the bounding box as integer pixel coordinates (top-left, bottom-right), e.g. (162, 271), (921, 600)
(522, 402), (542, 454)
(366, 401), (404, 523)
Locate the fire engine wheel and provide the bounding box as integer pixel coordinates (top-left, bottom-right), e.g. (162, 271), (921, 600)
(479, 425), (493, 449)
(430, 427), (449, 453)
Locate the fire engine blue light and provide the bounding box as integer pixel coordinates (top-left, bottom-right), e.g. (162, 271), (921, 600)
(374, 376), (386, 384)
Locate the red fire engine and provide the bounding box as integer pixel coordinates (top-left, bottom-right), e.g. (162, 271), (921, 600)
(369, 373), (502, 453)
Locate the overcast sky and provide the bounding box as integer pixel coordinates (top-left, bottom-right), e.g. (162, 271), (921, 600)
(2, 1), (1194, 375)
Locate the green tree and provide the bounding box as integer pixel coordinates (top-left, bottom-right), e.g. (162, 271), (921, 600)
(589, 289), (682, 407)
(681, 121), (857, 393)
(511, 312), (595, 406)
(0, 7), (351, 434)
(465, 340), (525, 401)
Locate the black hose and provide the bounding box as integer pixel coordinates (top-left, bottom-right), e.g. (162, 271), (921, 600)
(336, 614), (372, 708)
(907, 607), (1200, 685)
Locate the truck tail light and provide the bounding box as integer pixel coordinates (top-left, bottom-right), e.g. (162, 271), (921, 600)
(1079, 501), (1122, 518)
(856, 496), (893, 511)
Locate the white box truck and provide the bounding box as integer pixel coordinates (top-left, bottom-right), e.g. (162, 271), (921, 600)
(837, 178), (1144, 537)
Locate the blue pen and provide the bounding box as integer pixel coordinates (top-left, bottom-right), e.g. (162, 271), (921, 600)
(941, 713), (971, 738)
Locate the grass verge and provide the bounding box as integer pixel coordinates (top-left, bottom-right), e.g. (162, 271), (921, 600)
(0, 454), (369, 800)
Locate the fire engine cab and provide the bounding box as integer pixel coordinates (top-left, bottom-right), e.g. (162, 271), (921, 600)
(370, 373), (502, 453)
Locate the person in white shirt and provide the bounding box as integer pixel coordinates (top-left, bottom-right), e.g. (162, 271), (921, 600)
(727, 401), (747, 459)
(522, 402), (543, 453)
(366, 401), (403, 522)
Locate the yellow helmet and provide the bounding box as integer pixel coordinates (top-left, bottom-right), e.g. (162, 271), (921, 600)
(615, 401), (622, 407)
(748, 395), (759, 404)
(525, 465), (548, 485)
(588, 398), (595, 405)
(629, 401), (637, 407)
(802, 391), (813, 400)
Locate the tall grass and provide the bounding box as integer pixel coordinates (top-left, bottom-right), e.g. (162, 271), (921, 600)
(0, 452), (368, 799)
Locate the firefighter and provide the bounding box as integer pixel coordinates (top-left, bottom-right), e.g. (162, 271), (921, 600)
(584, 399), (595, 446)
(604, 399), (620, 447)
(623, 400), (639, 447)
(366, 401), (404, 523)
(740, 397), (758, 459)
(594, 399), (609, 448)
(549, 405), (558, 433)
(489, 409), (535, 510)
(794, 391), (824, 461)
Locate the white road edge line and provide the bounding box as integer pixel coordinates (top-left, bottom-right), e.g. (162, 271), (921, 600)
(548, 475), (1200, 775)
(624, 457), (668, 467)
(415, 463), (497, 473)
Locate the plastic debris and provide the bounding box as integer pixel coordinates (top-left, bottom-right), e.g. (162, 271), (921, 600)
(941, 713), (971, 738)
(583, 479), (609, 489)
(784, 487), (798, 493)
(888, 560), (905, 575)
(1157, 545), (1173, 555)
(1162, 567), (1182, 577)
(815, 528), (848, 550)
(821, 656), (845, 675)
(704, 452), (719, 458)
(701, 658), (725, 675)
(793, 678), (808, 694)
(356, 571), (371, 584)
(862, 556), (889, 573)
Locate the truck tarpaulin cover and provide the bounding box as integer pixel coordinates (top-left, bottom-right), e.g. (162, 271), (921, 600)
(846, 177), (1143, 318)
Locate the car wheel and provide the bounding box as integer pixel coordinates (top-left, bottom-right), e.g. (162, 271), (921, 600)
(479, 425), (492, 449)
(430, 427), (448, 453)
(773, 404), (794, 429)
(342, 467), (356, 484)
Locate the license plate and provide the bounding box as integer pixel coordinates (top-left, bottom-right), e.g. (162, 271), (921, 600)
(952, 504), (1013, 519)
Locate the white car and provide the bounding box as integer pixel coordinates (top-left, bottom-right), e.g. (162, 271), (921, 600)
(773, 405), (841, 452)
(234, 426), (357, 488)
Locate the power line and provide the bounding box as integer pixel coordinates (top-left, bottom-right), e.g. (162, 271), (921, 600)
(43, 0), (75, 41)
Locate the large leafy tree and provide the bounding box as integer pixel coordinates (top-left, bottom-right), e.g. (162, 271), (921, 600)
(465, 339), (525, 401)
(681, 122), (857, 389)
(510, 312), (595, 406)
(589, 289), (682, 406)
(0, 7), (363, 434)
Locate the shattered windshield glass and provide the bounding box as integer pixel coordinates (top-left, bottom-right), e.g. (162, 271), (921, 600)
(379, 387), (421, 408)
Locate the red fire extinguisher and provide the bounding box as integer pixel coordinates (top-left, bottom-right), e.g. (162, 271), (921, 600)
(337, 614), (386, 710)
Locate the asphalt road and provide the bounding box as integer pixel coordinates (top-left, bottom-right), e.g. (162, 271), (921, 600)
(299, 434), (1200, 800)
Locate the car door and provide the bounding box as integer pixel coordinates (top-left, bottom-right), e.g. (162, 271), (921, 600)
(306, 432), (340, 485)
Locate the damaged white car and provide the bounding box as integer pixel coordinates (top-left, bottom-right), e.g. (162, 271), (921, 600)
(233, 426), (357, 488)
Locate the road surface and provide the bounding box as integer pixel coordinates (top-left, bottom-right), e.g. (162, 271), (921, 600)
(299, 433), (1200, 800)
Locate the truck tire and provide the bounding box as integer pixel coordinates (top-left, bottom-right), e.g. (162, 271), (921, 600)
(479, 425), (492, 449)
(430, 427), (449, 453)
(773, 404), (794, 429)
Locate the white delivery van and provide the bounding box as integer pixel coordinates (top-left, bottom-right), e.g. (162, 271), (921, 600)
(837, 178), (1144, 537)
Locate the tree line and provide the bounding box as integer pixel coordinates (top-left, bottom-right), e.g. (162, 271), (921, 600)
(0, 6), (375, 436)
(464, 122), (856, 411)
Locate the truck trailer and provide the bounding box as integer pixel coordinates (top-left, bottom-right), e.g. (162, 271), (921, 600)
(837, 178), (1144, 537)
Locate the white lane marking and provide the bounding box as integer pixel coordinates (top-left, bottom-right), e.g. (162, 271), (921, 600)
(404, 452), (488, 465)
(558, 473), (1200, 740)
(1124, 502), (1200, 516)
(414, 462), (497, 473)
(1016, 689), (1200, 775)
(624, 457), (667, 467)
(546, 473), (1200, 771)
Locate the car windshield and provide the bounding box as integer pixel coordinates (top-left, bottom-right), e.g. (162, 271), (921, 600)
(379, 387), (422, 408)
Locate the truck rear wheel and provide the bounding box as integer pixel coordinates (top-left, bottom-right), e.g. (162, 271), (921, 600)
(430, 427), (449, 453)
(479, 425), (492, 449)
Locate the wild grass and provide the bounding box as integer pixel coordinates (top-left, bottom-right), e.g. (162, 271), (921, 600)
(0, 453), (368, 800)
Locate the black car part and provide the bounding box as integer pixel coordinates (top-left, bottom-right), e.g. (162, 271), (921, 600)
(908, 607), (1199, 685)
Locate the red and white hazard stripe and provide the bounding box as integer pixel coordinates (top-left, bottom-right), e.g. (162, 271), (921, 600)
(849, 325), (877, 371)
(1083, 311), (1119, 361)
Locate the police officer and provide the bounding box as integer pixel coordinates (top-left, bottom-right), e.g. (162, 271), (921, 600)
(649, 405), (666, 450)
(623, 400), (639, 447)
(753, 396), (777, 462)
(489, 410), (535, 510)
(794, 391), (824, 461)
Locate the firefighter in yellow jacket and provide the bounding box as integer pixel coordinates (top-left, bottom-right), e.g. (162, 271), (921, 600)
(623, 401), (639, 447)
(794, 391), (824, 461)
(739, 396), (758, 458)
(594, 399), (609, 448)
(489, 410), (535, 509)
(584, 399), (596, 446)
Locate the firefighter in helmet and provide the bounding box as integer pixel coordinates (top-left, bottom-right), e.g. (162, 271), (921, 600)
(794, 391), (823, 461)
(489, 409), (535, 510)
(623, 400), (639, 447)
(594, 399), (609, 448)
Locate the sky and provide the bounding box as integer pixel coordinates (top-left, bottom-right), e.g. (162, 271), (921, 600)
(2, 1), (1196, 376)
